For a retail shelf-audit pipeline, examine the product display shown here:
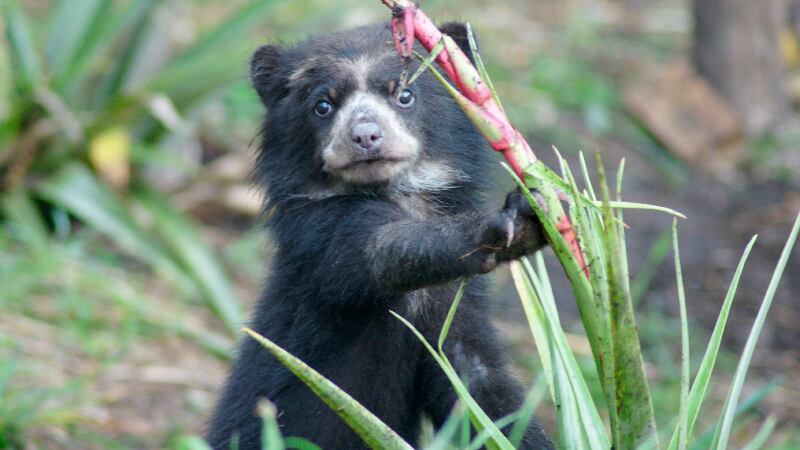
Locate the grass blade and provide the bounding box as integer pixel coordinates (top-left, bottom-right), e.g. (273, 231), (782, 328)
(690, 379), (780, 450)
(438, 277), (469, 351)
(578, 151), (597, 201)
(243, 328), (414, 450)
(528, 255), (609, 449)
(712, 211), (800, 449)
(391, 311), (515, 450)
(409, 39), (445, 86)
(589, 201), (686, 219)
(672, 220), (690, 450)
(526, 160), (683, 223)
(510, 261), (553, 395)
(511, 257), (609, 450)
(465, 410), (527, 450)
(429, 277), (513, 449)
(666, 235), (758, 450)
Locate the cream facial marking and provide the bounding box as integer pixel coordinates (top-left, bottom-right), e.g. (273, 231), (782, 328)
(320, 88), (421, 184)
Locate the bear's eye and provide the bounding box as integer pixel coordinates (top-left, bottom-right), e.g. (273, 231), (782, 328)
(393, 89), (415, 108)
(314, 99), (334, 118)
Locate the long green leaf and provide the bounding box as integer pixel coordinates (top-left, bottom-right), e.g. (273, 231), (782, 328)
(57, 0), (158, 102)
(666, 235), (758, 450)
(172, 0), (287, 65)
(2, 0), (41, 89)
(391, 312), (515, 450)
(511, 257), (608, 449)
(409, 39), (445, 86)
(525, 160), (685, 221)
(712, 211), (800, 449)
(34, 164), (194, 293)
(578, 151), (597, 201)
(672, 220), (690, 450)
(465, 409), (530, 450)
(506, 163), (599, 374)
(134, 188), (243, 337)
(689, 379), (780, 450)
(243, 328), (414, 450)
(589, 201), (686, 219)
(46, 0), (112, 82)
(437, 278), (469, 352)
(510, 262), (553, 396)
(524, 255), (609, 449)
(138, 44), (251, 110)
(89, 0), (158, 108)
(558, 152), (613, 401)
(597, 154), (657, 448)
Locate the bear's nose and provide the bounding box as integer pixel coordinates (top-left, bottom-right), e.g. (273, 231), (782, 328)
(350, 122), (384, 153)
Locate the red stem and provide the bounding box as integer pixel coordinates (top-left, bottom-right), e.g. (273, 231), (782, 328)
(381, 0), (588, 277)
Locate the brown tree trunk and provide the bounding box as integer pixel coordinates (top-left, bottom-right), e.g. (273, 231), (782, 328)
(693, 0), (788, 135)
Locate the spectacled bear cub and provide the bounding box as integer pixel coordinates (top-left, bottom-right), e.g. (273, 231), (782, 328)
(207, 22), (553, 450)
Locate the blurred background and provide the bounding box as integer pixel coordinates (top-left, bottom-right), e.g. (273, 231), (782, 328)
(1, 0), (798, 448)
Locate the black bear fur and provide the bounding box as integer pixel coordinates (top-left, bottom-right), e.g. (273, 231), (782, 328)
(207, 22), (553, 450)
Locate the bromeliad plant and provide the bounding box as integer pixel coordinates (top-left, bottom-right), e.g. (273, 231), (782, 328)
(220, 2), (800, 450)
(0, 0), (303, 341)
(381, 0), (661, 446)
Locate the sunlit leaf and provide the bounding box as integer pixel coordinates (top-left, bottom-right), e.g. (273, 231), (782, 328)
(88, 126), (130, 189)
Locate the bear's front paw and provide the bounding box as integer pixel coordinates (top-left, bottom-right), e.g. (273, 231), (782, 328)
(486, 189), (547, 261)
(461, 189), (547, 275)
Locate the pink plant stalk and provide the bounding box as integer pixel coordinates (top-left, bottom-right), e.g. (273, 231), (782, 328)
(381, 0), (589, 276)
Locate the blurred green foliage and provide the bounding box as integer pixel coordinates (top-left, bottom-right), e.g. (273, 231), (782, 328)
(0, 0), (349, 446)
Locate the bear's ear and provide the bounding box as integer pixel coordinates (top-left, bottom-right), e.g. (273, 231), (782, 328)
(438, 22), (478, 64)
(250, 44), (286, 108)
